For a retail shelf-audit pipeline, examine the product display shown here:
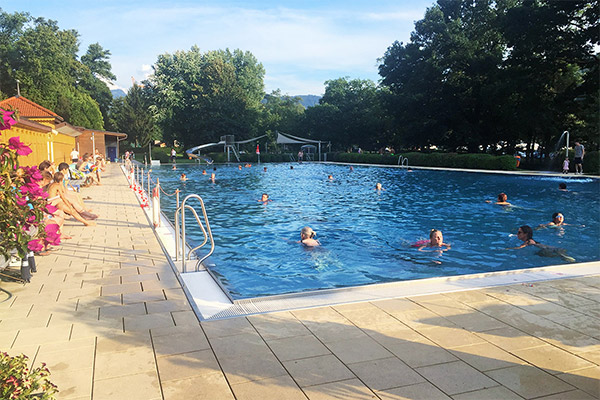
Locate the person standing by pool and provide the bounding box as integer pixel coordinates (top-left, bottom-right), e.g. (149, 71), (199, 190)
(298, 150), (303, 163)
(562, 158), (570, 174)
(170, 148), (176, 163)
(299, 226), (320, 247)
(574, 141), (585, 174)
(70, 148), (79, 163)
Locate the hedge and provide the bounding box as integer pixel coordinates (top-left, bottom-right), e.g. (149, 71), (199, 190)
(330, 152), (518, 170)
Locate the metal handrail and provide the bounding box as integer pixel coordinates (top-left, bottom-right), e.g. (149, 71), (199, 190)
(398, 155), (409, 168)
(175, 194), (215, 273)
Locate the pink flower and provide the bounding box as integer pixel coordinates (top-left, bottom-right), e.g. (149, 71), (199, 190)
(0, 110), (17, 131)
(45, 204), (58, 214)
(27, 214), (37, 223)
(45, 223), (60, 234)
(27, 239), (44, 252)
(24, 166), (42, 182)
(15, 195), (28, 206)
(20, 182), (44, 198)
(8, 136), (32, 156)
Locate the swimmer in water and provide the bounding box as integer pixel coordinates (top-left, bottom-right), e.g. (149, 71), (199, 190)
(486, 192), (511, 206)
(172, 165), (177, 170)
(258, 193), (272, 203)
(290, 166), (294, 170)
(375, 182), (385, 191)
(238, 165), (242, 170)
(508, 225), (575, 262)
(418, 229), (451, 252)
(202, 169), (207, 175)
(536, 212), (583, 229)
(558, 183), (568, 191)
(349, 166), (354, 172)
(180, 173), (188, 181)
(264, 167), (267, 172)
(299, 226), (320, 247)
(328, 175), (333, 180)
(209, 173), (216, 182)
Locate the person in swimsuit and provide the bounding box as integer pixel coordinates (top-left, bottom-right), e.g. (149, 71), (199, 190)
(418, 229), (451, 251)
(180, 173), (188, 181)
(375, 182), (384, 191)
(258, 193), (272, 203)
(486, 192), (511, 206)
(299, 226), (320, 247)
(508, 225), (575, 262)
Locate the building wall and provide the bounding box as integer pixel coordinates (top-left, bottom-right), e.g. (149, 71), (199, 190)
(1, 127), (76, 166)
(0, 127), (51, 167)
(76, 131), (106, 158)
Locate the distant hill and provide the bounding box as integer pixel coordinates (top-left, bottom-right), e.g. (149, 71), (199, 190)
(296, 95), (321, 108)
(111, 89), (126, 98)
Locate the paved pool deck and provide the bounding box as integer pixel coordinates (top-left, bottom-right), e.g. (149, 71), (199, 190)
(0, 164), (598, 400)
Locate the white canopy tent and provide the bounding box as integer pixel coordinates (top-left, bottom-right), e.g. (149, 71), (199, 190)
(276, 131), (328, 161)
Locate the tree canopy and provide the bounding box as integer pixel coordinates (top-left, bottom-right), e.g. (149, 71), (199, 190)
(0, 9), (115, 130)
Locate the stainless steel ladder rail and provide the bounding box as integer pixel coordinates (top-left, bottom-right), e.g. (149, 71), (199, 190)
(398, 155), (409, 168)
(174, 194), (215, 273)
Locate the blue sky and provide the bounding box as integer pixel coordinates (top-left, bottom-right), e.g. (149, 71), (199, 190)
(6, 1), (434, 95)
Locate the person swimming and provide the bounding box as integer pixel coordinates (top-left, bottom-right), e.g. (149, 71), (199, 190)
(349, 166), (354, 172)
(299, 226), (320, 247)
(328, 175), (333, 180)
(180, 173), (188, 181)
(238, 165), (242, 170)
(486, 192), (511, 206)
(537, 212), (583, 229)
(418, 229), (451, 251)
(508, 225), (575, 262)
(209, 173), (216, 182)
(202, 169), (207, 175)
(264, 167), (267, 172)
(258, 193), (272, 203)
(558, 182), (568, 191)
(375, 182), (384, 191)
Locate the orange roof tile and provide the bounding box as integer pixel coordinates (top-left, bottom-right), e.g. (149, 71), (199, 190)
(0, 96), (61, 119)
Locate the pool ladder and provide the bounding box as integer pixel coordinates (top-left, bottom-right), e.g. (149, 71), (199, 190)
(398, 155), (409, 168)
(174, 194), (215, 273)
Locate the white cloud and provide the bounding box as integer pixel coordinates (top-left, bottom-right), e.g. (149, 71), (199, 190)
(74, 3), (425, 94)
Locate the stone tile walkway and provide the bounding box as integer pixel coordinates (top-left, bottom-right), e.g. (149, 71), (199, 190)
(1, 164), (599, 400)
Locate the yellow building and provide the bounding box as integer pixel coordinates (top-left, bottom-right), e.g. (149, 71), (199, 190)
(0, 96), (81, 167)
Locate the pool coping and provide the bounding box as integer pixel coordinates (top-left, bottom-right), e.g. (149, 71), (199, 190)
(124, 164), (600, 321)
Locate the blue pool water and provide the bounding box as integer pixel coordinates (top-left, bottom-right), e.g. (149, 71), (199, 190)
(153, 163), (600, 299)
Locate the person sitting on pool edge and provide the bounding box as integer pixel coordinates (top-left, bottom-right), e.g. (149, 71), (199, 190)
(180, 173), (188, 181)
(486, 192), (511, 206)
(258, 193), (272, 203)
(299, 226), (320, 247)
(418, 229), (450, 251)
(508, 225), (575, 262)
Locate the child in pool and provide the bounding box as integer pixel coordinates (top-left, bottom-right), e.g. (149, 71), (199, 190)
(536, 212), (583, 229)
(418, 229), (451, 251)
(375, 182), (385, 191)
(299, 226), (320, 247)
(508, 225), (575, 262)
(180, 173), (188, 181)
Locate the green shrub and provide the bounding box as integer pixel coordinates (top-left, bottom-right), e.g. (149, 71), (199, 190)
(584, 151), (599, 175)
(330, 152), (517, 170)
(0, 352), (58, 399)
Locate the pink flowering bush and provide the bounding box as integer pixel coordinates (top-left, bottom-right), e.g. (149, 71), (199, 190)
(0, 352), (58, 399)
(0, 108), (56, 261)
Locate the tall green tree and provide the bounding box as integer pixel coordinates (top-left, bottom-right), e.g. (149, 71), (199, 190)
(148, 46), (265, 147)
(0, 9), (104, 129)
(80, 43), (117, 130)
(114, 84), (160, 146)
(304, 78), (386, 150)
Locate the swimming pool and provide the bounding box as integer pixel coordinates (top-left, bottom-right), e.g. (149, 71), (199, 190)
(154, 163), (600, 299)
